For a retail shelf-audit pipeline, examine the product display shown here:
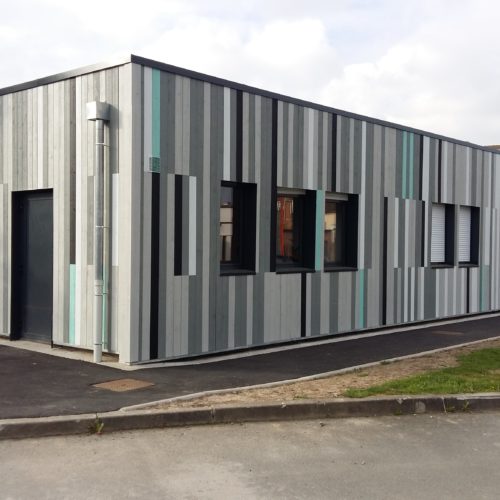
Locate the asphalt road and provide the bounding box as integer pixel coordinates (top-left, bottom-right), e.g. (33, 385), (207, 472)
(1, 314), (500, 418)
(1, 412), (499, 499)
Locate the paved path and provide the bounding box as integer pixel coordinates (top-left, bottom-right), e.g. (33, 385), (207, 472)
(1, 413), (499, 499)
(1, 315), (499, 418)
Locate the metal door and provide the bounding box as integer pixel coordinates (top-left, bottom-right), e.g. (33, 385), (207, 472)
(12, 190), (53, 342)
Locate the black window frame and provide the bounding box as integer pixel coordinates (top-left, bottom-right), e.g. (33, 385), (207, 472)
(458, 205), (480, 267)
(324, 193), (358, 271)
(219, 181), (257, 276)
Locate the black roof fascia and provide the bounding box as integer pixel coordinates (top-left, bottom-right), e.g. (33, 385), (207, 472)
(0, 53), (497, 155)
(0, 55), (132, 97)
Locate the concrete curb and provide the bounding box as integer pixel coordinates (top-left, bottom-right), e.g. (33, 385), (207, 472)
(120, 334), (500, 412)
(1, 393), (499, 440)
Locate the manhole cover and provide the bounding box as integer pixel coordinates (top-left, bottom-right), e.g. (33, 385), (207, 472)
(93, 378), (155, 392)
(432, 330), (464, 336)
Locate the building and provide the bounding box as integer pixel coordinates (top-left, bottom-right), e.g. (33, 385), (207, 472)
(1, 55), (499, 364)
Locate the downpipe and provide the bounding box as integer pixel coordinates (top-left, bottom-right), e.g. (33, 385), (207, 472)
(87, 102), (110, 363)
(94, 119), (104, 363)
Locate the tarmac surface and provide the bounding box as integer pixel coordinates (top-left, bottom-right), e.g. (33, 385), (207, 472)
(1, 315), (500, 419)
(2, 413), (499, 499)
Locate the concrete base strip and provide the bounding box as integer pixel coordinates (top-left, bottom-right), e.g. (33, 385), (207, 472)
(1, 394), (499, 440)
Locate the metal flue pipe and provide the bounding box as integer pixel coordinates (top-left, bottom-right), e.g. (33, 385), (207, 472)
(87, 102), (110, 363)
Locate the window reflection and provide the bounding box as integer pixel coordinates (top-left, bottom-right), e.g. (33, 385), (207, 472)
(219, 181), (257, 273)
(324, 200), (345, 266)
(220, 186), (234, 263)
(276, 194), (303, 266)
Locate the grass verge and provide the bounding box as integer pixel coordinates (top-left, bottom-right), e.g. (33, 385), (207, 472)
(343, 348), (500, 398)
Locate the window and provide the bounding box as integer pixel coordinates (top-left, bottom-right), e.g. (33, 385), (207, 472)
(458, 205), (479, 265)
(276, 192), (304, 267)
(324, 199), (346, 266)
(275, 189), (316, 270)
(220, 186), (238, 264)
(431, 203), (455, 265)
(324, 194), (358, 269)
(431, 204), (445, 263)
(458, 206), (471, 263)
(220, 181), (256, 274)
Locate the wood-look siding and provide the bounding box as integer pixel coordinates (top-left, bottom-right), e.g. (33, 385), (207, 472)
(2, 59), (500, 363)
(0, 68), (125, 353)
(129, 63), (500, 362)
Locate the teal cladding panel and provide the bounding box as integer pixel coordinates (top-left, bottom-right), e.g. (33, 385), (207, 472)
(315, 190), (325, 270)
(69, 264), (76, 345)
(152, 69), (161, 158)
(402, 131), (407, 199)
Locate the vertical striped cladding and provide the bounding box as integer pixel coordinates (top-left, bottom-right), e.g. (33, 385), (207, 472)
(131, 65), (500, 362)
(0, 68), (122, 353)
(277, 102), (332, 190)
(136, 70), (274, 359)
(3, 61), (500, 363)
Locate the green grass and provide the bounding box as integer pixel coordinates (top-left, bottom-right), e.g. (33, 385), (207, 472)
(343, 348), (500, 398)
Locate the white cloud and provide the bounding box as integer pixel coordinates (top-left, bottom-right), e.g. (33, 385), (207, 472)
(41, 0), (190, 41)
(0, 0), (499, 144)
(245, 19), (330, 68)
(0, 26), (25, 42)
(141, 17), (340, 99)
(319, 3), (500, 144)
(140, 18), (247, 81)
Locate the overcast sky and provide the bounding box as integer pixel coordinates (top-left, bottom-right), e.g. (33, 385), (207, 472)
(1, 0), (499, 145)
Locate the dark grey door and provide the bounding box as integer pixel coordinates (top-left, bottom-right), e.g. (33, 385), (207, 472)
(12, 190), (53, 342)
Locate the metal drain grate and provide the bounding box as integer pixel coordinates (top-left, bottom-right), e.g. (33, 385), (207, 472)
(92, 378), (155, 392)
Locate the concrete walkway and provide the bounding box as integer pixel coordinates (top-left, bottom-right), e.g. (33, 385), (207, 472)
(1, 315), (500, 419)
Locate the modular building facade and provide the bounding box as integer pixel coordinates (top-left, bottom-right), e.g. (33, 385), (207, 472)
(1, 55), (499, 364)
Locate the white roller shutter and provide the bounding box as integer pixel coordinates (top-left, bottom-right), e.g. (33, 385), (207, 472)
(459, 206), (471, 262)
(431, 204), (446, 263)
